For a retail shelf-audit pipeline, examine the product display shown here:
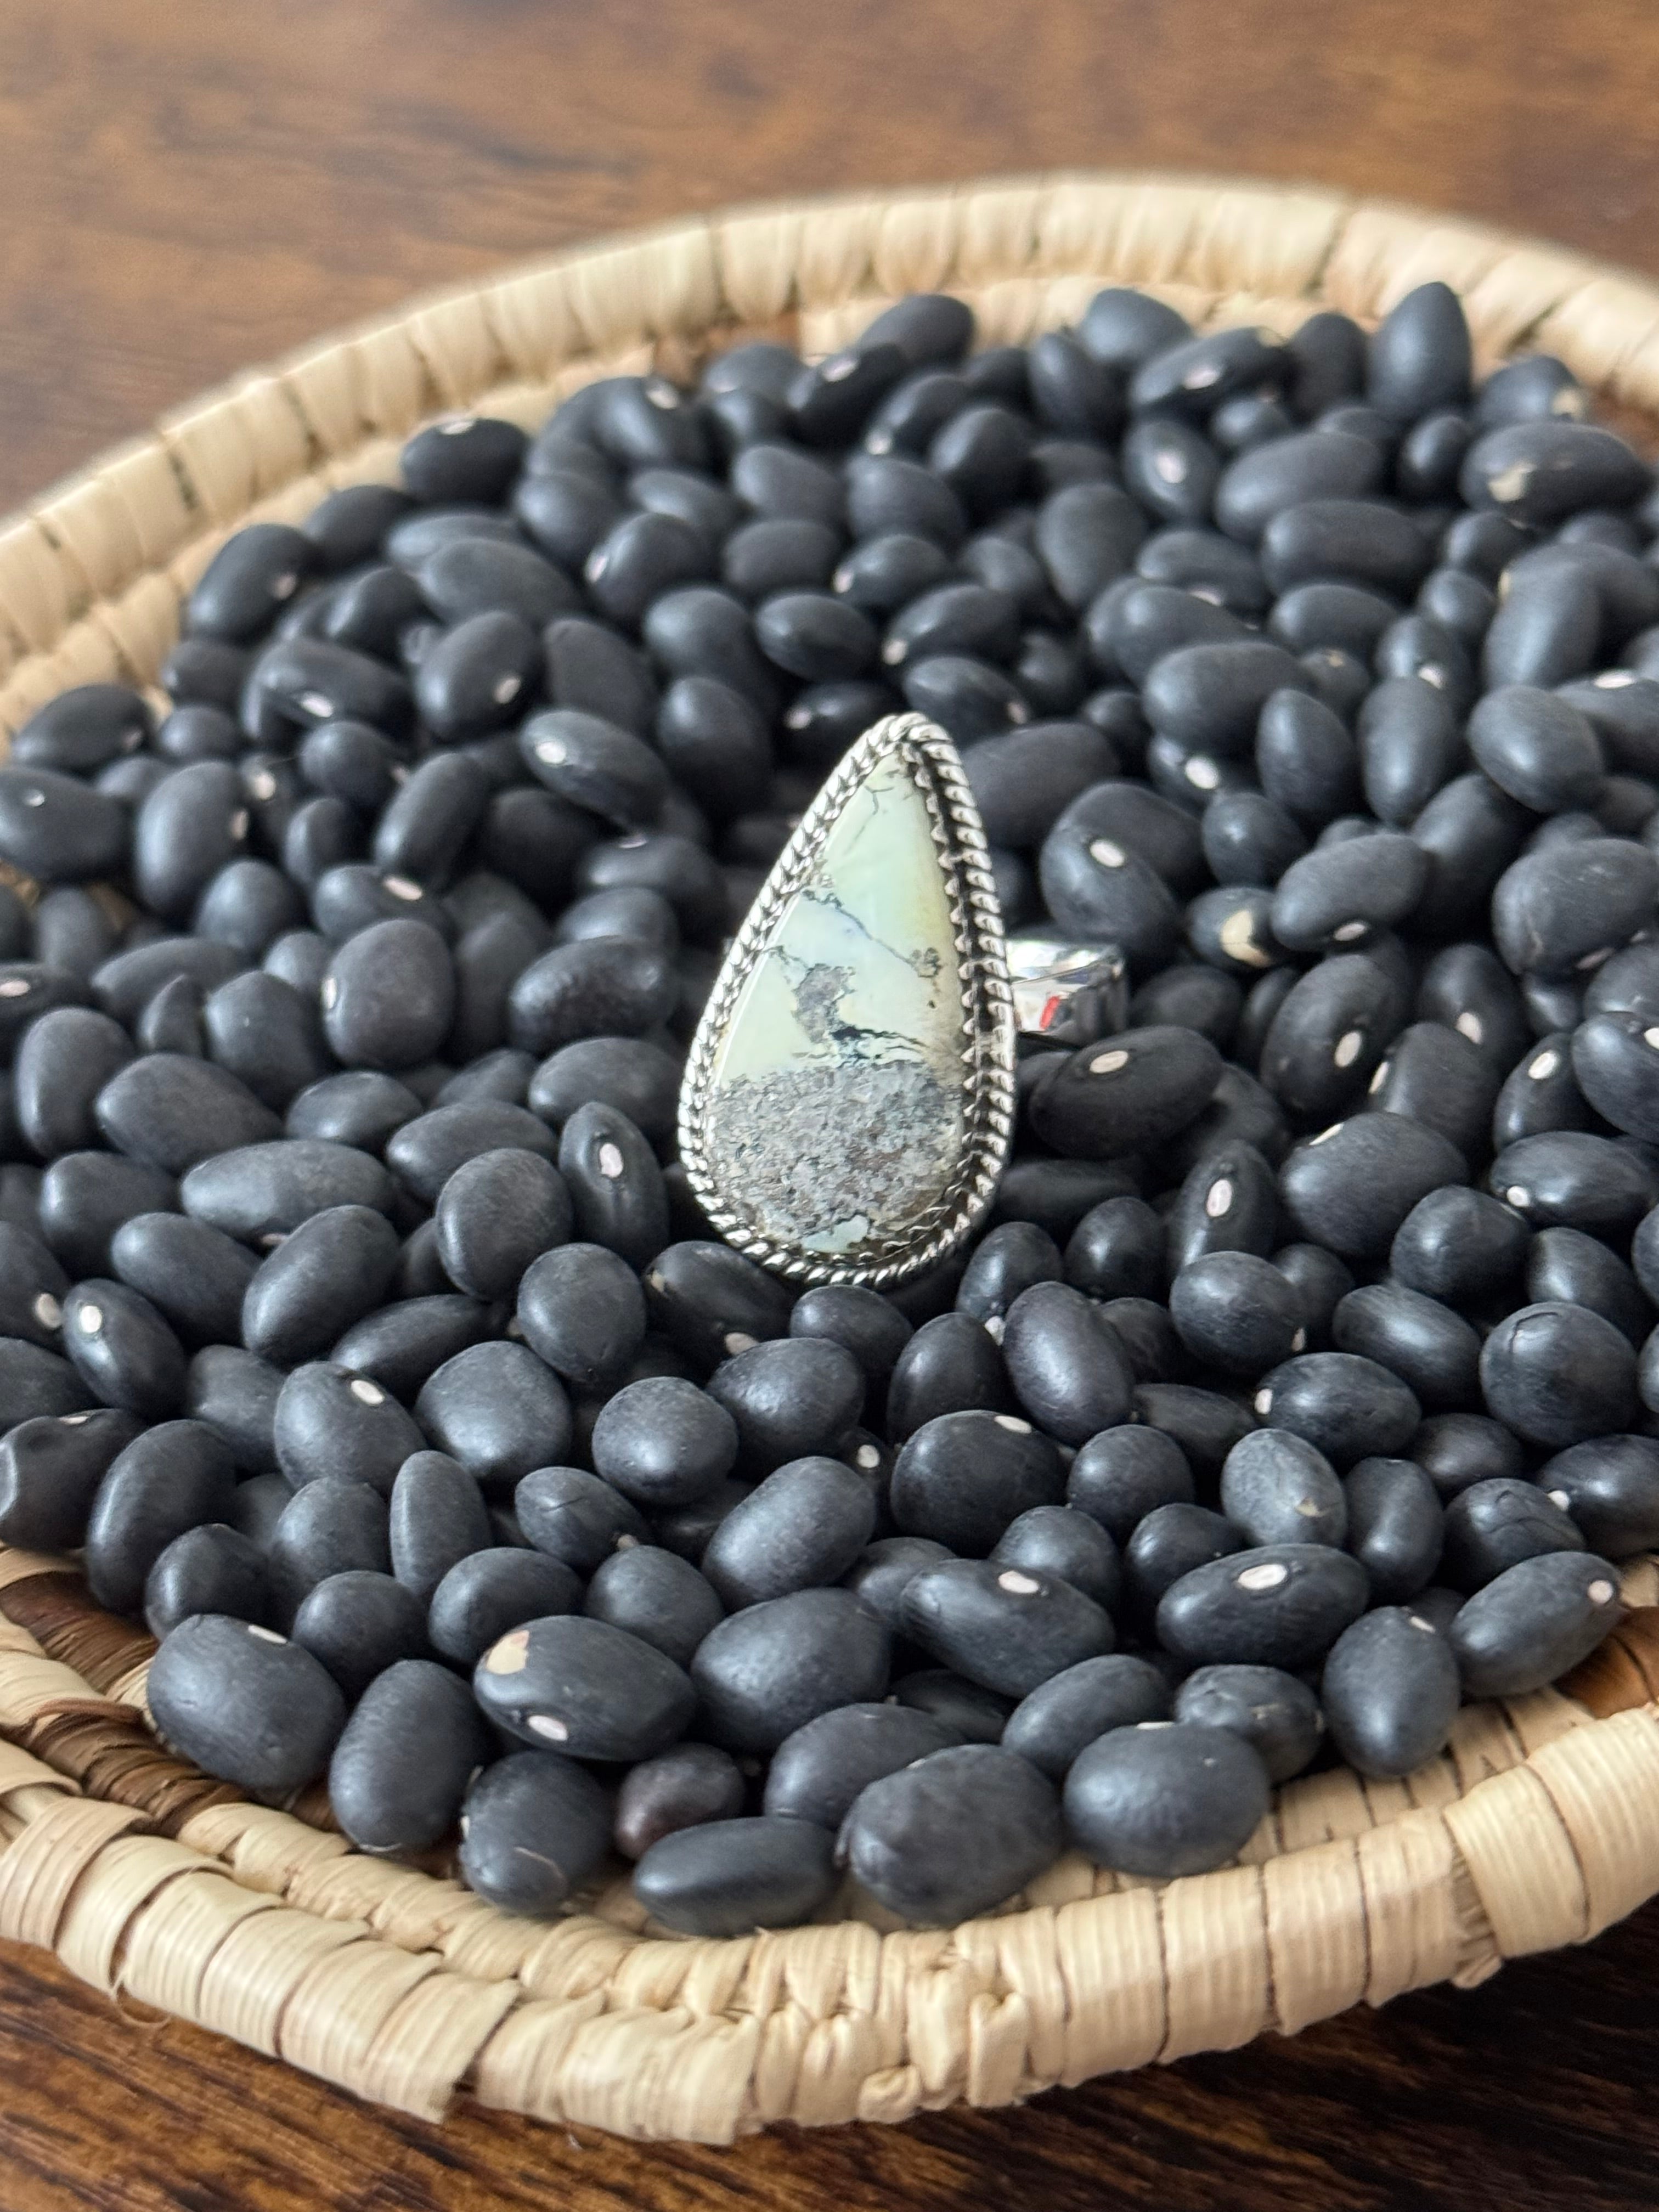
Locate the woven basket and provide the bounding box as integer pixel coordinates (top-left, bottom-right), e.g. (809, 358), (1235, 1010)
(4, 172), (1659, 2146)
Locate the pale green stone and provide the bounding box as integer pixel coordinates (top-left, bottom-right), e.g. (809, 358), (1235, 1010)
(701, 747), (969, 1255)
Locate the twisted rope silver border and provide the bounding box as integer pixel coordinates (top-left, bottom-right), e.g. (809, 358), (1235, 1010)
(677, 712), (1017, 1289)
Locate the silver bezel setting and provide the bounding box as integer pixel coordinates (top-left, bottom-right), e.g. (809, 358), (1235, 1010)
(678, 712), (1017, 1288)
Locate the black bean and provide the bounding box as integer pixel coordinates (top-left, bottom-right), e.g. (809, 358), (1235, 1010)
(144, 1520), (268, 1639)
(12, 1007), (129, 1161)
(632, 1816), (837, 1937)
(1527, 1223), (1649, 1345)
(0, 1332), (95, 1426)
(60, 1279), (186, 1417)
(1492, 1128), (1658, 1235)
(759, 1707), (954, 1835)
(1167, 1251), (1305, 1375)
(505, 936), (677, 1058)
(1218, 1427), (1345, 1549)
(1463, 684), (1604, 816)
(1278, 1113), (1467, 1260)
(37, 1152), (174, 1280)
(513, 1242), (644, 1395)
(697, 1453), (873, 1608)
(1255, 689), (1361, 826)
(1270, 833), (1429, 956)
(1028, 1025), (1221, 1161)
(1059, 1431), (1192, 1551)
(1256, 1348), (1421, 1466)
(289, 1571), (428, 1702)
(1343, 1454), (1444, 1600)
(787, 1285), (912, 1394)
(704, 1336), (864, 1476)
(457, 1750), (612, 1916)
(384, 1102), (555, 1205)
(840, 1742), (1060, 1922)
(264, 930), (333, 1002)
(83, 1417), (236, 1614)
(161, 636), (249, 712)
(1257, 961), (1401, 1125)
(1397, 413), (1476, 504)
(318, 1656), (485, 1857)
(951, 1224), (1059, 1336)
(1091, 586), (1249, 693)
(1120, 418), (1220, 526)
(89, 1053), (279, 1176)
(180, 1138), (394, 1243)
(1158, 1541), (1368, 1669)
(1170, 1666), (1323, 1788)
(1215, 428), (1384, 541)
(1199, 791), (1306, 888)
(1538, 1435), (1659, 1559)
(1460, 421), (1646, 524)
(1165, 1143), (1280, 1277)
(427, 1148), (567, 1306)
(32, 887), (120, 979)
(472, 1611), (693, 1762)
(1409, 774), (1527, 936)
(1418, 562), (1495, 646)
(0, 765), (129, 885)
(554, 1100), (668, 1267)
(417, 1341), (573, 1493)
(13, 683), (151, 776)
(387, 1448), (492, 1606)
(774, 681), (894, 775)
(1332, 1281), (1482, 1411)
(1318, 1604), (1460, 1779)
(1141, 641), (1313, 760)
(427, 1547), (580, 1668)
(1479, 1299), (1637, 1446)
(577, 1544), (720, 1671)
(1135, 528), (1268, 616)
(0, 1407), (142, 1549)
(690, 1586), (889, 1754)
(149, 1612), (345, 1793)
(284, 1071), (421, 1154)
(614, 1742), (747, 1860)
(239, 1204), (399, 1367)
(1260, 499), (1434, 600)
(271, 1361), (423, 1496)
(1440, 1475), (1584, 1592)
(1412, 1413), (1525, 1502)
(194, 857), (308, 958)
(1363, 281), (1471, 422)
(1365, 1022), (1496, 1165)
(178, 1348), (279, 1479)
(990, 1504), (1121, 1611)
(199, 972), (328, 1114)
(1063, 1722), (1268, 1877)
(1449, 1549), (1623, 1695)
(0, 1222), (66, 1355)
(1492, 836), (1658, 984)
(515, 1464), (647, 1575)
(896, 1553), (1114, 1701)
(641, 1240), (793, 1367)
(135, 975), (205, 1058)
(1412, 945), (1526, 1074)
(1058, 1195), (1163, 1304)
(1564, 1009), (1659, 1140)
(987, 1282), (1131, 1446)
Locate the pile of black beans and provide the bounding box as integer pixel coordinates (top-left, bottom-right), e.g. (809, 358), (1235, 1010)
(0, 278), (1655, 1940)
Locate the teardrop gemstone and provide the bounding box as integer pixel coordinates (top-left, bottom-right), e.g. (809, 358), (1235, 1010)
(680, 713), (1014, 1286)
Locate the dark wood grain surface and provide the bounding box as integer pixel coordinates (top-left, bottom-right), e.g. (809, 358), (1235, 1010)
(3, 2), (1659, 2205)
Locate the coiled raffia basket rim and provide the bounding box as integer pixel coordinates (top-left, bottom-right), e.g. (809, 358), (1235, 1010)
(2, 171), (1659, 2145)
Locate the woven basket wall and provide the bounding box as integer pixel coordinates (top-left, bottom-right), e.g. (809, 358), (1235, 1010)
(3, 172), (1659, 2145)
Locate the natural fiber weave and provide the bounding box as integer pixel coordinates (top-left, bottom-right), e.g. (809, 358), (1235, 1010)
(1, 172), (1658, 2140)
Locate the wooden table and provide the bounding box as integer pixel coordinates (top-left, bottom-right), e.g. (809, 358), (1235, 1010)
(2, 3), (1658, 2204)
